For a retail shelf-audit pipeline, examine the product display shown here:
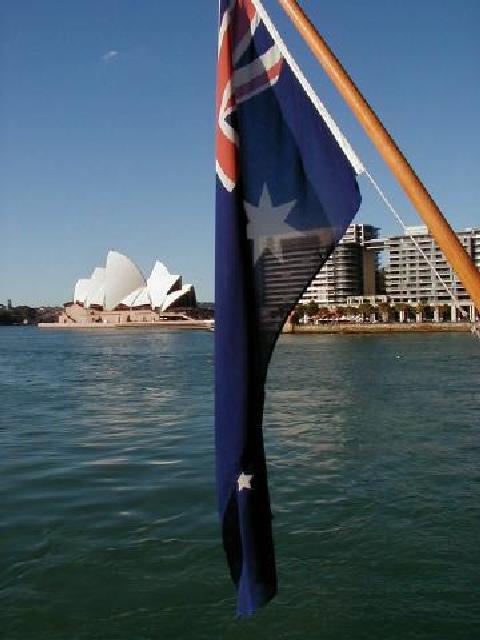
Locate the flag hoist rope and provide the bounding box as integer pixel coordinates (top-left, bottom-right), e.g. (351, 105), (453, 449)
(277, 0), (480, 315)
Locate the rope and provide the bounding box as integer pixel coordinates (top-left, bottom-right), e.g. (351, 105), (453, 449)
(363, 168), (470, 321)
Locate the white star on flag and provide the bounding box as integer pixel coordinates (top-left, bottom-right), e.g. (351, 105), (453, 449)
(244, 184), (297, 264)
(237, 472), (253, 492)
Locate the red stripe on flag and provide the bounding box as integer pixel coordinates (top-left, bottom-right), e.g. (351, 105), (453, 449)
(235, 59), (284, 103)
(217, 7), (238, 188)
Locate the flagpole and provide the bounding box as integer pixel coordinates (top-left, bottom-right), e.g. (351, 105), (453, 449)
(278, 0), (480, 313)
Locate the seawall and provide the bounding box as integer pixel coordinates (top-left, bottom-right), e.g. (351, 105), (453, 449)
(282, 322), (472, 335)
(38, 321), (212, 331)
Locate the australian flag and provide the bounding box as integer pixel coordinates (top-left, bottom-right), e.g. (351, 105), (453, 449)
(215, 0), (362, 615)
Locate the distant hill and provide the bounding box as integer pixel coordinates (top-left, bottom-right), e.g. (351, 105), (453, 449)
(0, 307), (62, 326)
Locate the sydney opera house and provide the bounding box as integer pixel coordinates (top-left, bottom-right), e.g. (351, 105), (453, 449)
(58, 251), (196, 325)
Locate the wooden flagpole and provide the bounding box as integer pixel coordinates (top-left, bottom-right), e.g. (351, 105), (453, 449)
(278, 0), (480, 313)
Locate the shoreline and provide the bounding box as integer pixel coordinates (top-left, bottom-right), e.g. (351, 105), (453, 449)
(283, 322), (472, 335)
(37, 320), (212, 331)
(35, 321), (475, 334)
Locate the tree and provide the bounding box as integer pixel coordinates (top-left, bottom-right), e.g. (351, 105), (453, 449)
(397, 303), (415, 318)
(415, 302), (426, 321)
(378, 302), (391, 322)
(439, 303), (450, 321)
(422, 303), (433, 321)
(290, 304), (306, 324)
(358, 302), (373, 321)
(305, 300), (319, 318)
(0, 307), (38, 326)
(394, 302), (409, 322)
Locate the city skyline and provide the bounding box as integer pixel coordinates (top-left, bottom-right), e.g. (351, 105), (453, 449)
(1, 0), (479, 306)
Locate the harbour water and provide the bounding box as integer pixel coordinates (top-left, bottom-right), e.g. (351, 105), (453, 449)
(1, 328), (479, 639)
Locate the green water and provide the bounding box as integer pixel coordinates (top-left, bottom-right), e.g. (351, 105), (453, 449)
(0, 328), (479, 639)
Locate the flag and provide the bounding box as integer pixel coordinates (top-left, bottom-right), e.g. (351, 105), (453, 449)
(215, 0), (362, 615)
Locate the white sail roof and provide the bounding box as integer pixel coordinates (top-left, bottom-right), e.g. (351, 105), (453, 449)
(71, 251), (195, 311)
(84, 267), (106, 307)
(104, 251), (145, 311)
(132, 286), (151, 307)
(74, 278), (91, 304)
(162, 284), (194, 311)
(120, 286), (145, 307)
(147, 261), (181, 309)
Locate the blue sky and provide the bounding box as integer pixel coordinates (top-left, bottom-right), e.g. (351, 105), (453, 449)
(1, 0), (479, 306)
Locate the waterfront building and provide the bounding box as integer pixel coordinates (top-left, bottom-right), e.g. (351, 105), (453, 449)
(300, 224), (379, 305)
(299, 223), (480, 322)
(366, 226), (480, 321)
(375, 226), (480, 305)
(258, 230), (332, 328)
(59, 251), (196, 325)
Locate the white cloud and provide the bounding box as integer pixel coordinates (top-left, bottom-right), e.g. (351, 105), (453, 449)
(102, 50), (119, 62)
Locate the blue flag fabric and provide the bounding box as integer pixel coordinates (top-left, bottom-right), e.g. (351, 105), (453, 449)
(215, 0), (362, 615)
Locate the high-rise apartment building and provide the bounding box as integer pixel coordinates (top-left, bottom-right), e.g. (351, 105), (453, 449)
(378, 226), (480, 304)
(299, 223), (480, 320)
(300, 224), (380, 304)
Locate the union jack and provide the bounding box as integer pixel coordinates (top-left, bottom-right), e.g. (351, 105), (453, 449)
(216, 0), (284, 192)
